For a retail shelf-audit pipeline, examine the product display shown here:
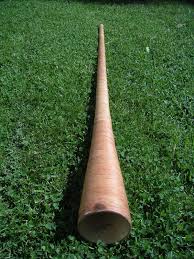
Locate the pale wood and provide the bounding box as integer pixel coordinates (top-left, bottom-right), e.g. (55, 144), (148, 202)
(78, 24), (131, 244)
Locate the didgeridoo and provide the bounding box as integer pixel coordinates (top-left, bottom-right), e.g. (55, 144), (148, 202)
(78, 24), (131, 244)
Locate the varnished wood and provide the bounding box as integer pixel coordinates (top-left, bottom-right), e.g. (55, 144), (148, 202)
(78, 24), (131, 244)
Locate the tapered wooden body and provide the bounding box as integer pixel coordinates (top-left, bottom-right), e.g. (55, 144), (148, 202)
(78, 24), (131, 244)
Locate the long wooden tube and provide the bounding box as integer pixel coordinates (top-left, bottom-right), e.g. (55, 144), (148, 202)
(78, 24), (131, 244)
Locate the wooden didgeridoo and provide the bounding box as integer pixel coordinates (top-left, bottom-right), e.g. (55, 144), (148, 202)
(77, 24), (131, 244)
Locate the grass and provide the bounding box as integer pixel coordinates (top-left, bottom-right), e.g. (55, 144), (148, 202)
(0, 0), (194, 258)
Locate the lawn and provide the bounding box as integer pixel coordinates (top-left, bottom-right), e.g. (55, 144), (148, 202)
(0, 0), (194, 258)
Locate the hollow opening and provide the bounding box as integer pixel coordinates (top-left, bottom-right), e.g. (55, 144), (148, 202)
(78, 211), (131, 244)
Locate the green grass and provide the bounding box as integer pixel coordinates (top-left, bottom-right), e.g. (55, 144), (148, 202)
(0, 0), (194, 258)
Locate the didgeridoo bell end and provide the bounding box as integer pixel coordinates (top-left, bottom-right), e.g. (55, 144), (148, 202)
(78, 210), (131, 244)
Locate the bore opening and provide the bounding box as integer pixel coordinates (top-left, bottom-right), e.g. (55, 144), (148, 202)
(78, 210), (131, 244)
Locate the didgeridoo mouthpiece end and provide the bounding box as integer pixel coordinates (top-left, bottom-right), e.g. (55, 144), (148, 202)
(78, 210), (131, 244)
(99, 24), (104, 30)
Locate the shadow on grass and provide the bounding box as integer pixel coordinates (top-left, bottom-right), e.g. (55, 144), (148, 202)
(54, 61), (97, 242)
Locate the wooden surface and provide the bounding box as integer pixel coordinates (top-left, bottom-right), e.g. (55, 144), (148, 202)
(78, 24), (131, 244)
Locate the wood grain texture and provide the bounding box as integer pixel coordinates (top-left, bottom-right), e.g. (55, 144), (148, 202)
(78, 24), (131, 244)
